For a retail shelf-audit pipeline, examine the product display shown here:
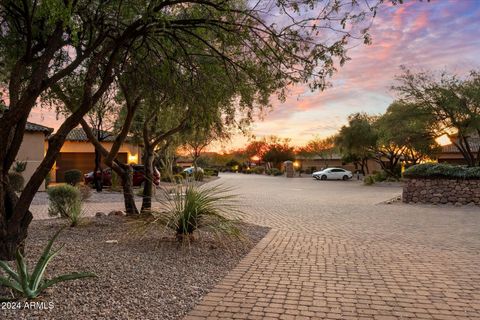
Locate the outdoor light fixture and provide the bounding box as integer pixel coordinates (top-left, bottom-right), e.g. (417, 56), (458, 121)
(128, 153), (138, 164)
(251, 155), (260, 162)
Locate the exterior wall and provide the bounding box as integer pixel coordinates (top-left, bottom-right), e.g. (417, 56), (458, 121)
(50, 140), (142, 182)
(437, 153), (468, 165)
(59, 140), (141, 159)
(403, 178), (480, 205)
(16, 131), (47, 191)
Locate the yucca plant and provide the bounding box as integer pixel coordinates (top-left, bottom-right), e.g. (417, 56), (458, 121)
(0, 229), (96, 300)
(150, 183), (243, 242)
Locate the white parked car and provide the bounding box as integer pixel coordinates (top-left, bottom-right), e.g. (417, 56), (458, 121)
(312, 168), (353, 181)
(183, 166), (204, 175)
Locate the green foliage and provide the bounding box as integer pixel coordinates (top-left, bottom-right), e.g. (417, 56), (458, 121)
(253, 166), (265, 174)
(204, 168), (219, 176)
(364, 170), (400, 185)
(172, 166), (183, 174)
(8, 172), (24, 192)
(335, 113), (377, 174)
(173, 174), (184, 184)
(363, 175), (375, 185)
(404, 163), (480, 179)
(12, 161), (27, 173)
(0, 229), (96, 300)
(376, 101), (439, 164)
(110, 170), (121, 192)
(64, 169), (82, 186)
(47, 185), (83, 227)
(150, 183), (242, 242)
(266, 168), (282, 176)
(297, 136), (335, 161)
(225, 159), (240, 171)
(194, 171), (204, 182)
(242, 168), (253, 174)
(262, 137), (295, 166)
(162, 173), (185, 184)
(45, 173), (51, 189)
(76, 183), (92, 201)
(394, 68), (480, 166)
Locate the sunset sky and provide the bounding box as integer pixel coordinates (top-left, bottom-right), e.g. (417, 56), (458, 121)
(28, 0), (480, 151)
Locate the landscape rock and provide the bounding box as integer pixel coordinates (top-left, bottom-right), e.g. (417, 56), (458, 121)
(108, 210), (125, 216)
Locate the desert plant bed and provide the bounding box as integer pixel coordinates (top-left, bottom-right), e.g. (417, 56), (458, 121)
(1, 217), (269, 320)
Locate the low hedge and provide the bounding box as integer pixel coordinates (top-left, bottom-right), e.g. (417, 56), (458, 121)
(64, 169), (82, 185)
(404, 163), (480, 179)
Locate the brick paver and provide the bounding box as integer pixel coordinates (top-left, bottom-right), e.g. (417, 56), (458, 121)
(185, 174), (480, 320)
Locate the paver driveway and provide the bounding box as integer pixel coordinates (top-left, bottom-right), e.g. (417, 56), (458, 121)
(186, 173), (480, 320)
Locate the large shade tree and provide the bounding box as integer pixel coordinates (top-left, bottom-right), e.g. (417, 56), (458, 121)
(393, 68), (480, 166)
(376, 101), (439, 165)
(0, 0), (401, 259)
(297, 136), (336, 168)
(335, 113), (377, 174)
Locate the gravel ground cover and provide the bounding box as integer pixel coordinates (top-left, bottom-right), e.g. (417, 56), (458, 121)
(1, 216), (269, 320)
(32, 177), (220, 205)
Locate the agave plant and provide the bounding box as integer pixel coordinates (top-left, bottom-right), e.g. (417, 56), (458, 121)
(151, 182), (243, 242)
(0, 229), (96, 300)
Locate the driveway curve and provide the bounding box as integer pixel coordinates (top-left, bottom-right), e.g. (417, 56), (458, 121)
(186, 173), (480, 320)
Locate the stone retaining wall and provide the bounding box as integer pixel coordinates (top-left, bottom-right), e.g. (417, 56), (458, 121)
(403, 178), (480, 205)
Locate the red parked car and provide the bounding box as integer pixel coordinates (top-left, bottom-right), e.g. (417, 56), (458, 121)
(84, 165), (160, 187)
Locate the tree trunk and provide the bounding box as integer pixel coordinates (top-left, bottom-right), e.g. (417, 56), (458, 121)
(0, 176), (33, 260)
(116, 164), (139, 215)
(93, 149), (103, 192)
(141, 147), (155, 213)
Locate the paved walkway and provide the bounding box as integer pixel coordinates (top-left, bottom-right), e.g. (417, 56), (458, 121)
(185, 173), (480, 320)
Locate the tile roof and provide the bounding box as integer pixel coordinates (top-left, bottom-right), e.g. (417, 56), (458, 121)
(441, 137), (480, 153)
(66, 128), (117, 142)
(296, 153), (343, 160)
(25, 122), (54, 134)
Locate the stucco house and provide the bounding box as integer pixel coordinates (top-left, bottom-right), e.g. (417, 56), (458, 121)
(437, 137), (479, 165)
(17, 123), (142, 186)
(52, 128), (142, 182)
(16, 122), (54, 191)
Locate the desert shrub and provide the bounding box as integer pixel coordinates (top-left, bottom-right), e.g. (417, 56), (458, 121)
(363, 175), (375, 185)
(110, 170), (122, 192)
(161, 173), (184, 184)
(268, 168), (282, 176)
(404, 163), (480, 179)
(0, 228), (95, 300)
(194, 171), (204, 181)
(161, 175), (173, 182)
(173, 174), (184, 184)
(253, 166), (265, 174)
(172, 165), (183, 174)
(149, 183), (242, 242)
(76, 183), (92, 201)
(373, 171), (387, 182)
(45, 172), (51, 189)
(8, 172), (24, 192)
(47, 185), (83, 227)
(13, 160), (27, 173)
(64, 169), (82, 186)
(204, 168), (219, 176)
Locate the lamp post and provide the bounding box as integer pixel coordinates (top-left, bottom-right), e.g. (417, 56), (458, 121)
(293, 161), (301, 176)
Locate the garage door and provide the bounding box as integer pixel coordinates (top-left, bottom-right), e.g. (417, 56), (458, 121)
(55, 152), (128, 182)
